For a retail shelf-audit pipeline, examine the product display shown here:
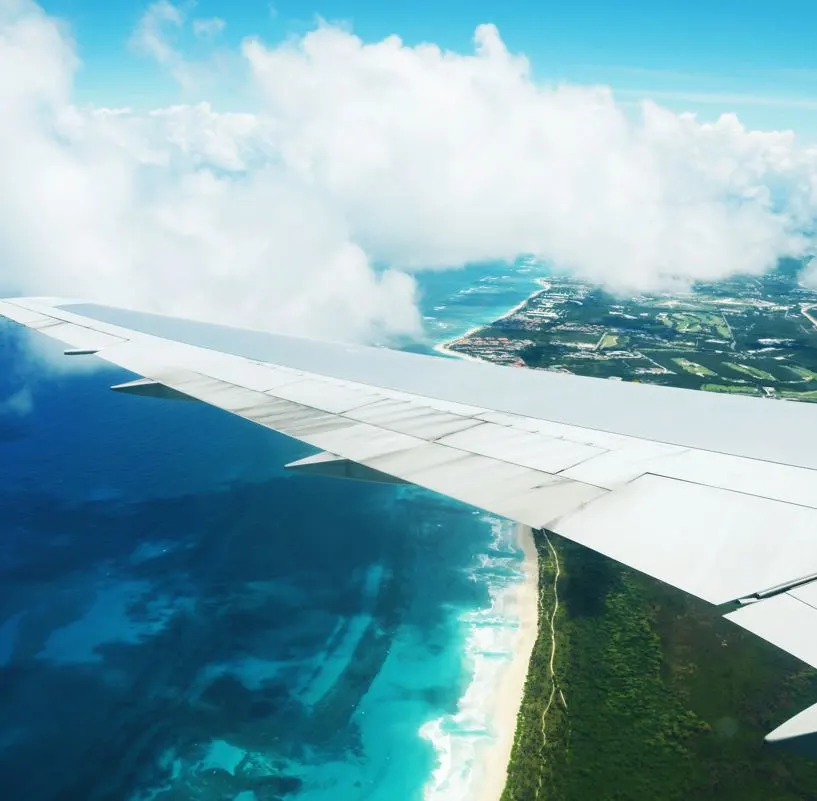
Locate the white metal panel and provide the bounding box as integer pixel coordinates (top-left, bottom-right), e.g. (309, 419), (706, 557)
(402, 450), (533, 497)
(374, 446), (607, 527)
(362, 440), (475, 480)
(153, 371), (262, 412)
(500, 480), (608, 529)
(555, 474), (817, 605)
(347, 399), (481, 440)
(11, 298), (137, 341)
(28, 318), (71, 331)
(232, 397), (355, 439)
(381, 412), (481, 440)
(308, 422), (424, 463)
(788, 579), (817, 610)
(202, 357), (306, 393)
(650, 449), (817, 510)
(725, 593), (817, 670)
(438, 422), (605, 474)
(280, 415), (361, 438)
(477, 409), (638, 451)
(0, 301), (51, 326)
(255, 405), (337, 431)
(270, 378), (384, 415)
(390, 450), (534, 512)
(559, 441), (688, 488)
(10, 315), (126, 350)
(348, 398), (445, 425)
(223, 396), (303, 422)
(419, 396), (488, 416)
(54, 324), (125, 350)
(345, 385), (487, 417)
(94, 338), (176, 380)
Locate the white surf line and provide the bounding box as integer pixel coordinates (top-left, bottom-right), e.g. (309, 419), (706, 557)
(534, 531), (565, 801)
(433, 282), (549, 362)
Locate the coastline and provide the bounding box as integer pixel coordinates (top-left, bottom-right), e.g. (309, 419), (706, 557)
(475, 523), (540, 801)
(424, 282), (543, 801)
(432, 279), (548, 362)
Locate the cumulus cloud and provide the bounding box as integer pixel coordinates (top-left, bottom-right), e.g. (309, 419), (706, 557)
(244, 23), (817, 290)
(0, 0), (421, 343)
(2, 0), (817, 350)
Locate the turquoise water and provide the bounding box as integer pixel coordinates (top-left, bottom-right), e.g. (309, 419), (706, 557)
(0, 260), (542, 801)
(414, 258), (544, 351)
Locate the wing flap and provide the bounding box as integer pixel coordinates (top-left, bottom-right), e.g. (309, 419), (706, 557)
(726, 591), (817, 671)
(556, 473), (817, 605)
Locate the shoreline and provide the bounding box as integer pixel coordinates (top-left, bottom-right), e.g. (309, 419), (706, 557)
(475, 523), (540, 801)
(432, 279), (548, 362)
(424, 282), (544, 800)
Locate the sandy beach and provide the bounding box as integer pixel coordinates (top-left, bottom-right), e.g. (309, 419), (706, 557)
(432, 279), (549, 362)
(427, 286), (544, 800)
(475, 523), (540, 801)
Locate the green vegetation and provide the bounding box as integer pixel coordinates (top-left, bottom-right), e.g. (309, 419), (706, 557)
(503, 539), (817, 801)
(780, 389), (817, 401)
(700, 383), (762, 395)
(502, 531), (568, 801)
(657, 311), (731, 340)
(723, 362), (777, 382)
(672, 357), (715, 377)
(786, 365), (817, 382)
(598, 333), (619, 350)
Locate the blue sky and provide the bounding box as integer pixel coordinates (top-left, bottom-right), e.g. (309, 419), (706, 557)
(37, 0), (817, 135)
(6, 0), (817, 342)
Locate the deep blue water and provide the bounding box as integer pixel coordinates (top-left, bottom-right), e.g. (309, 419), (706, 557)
(0, 262), (542, 801)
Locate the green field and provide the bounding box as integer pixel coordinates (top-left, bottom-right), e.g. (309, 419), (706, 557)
(672, 357), (716, 377)
(657, 311), (732, 339)
(700, 383), (762, 395)
(780, 389), (817, 401)
(723, 362), (777, 382)
(786, 365), (817, 382)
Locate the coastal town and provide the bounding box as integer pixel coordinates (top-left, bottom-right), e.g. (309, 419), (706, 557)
(441, 261), (817, 402)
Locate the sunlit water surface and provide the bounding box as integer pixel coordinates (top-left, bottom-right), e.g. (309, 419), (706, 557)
(0, 263), (542, 801)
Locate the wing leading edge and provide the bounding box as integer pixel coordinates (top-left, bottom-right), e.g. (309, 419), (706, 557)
(3, 295), (817, 748)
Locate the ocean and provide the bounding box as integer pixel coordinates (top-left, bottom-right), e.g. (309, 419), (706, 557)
(0, 262), (543, 801)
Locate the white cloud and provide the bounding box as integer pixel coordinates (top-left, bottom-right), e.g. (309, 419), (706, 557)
(243, 23), (817, 291)
(0, 0), (421, 343)
(129, 0), (183, 68)
(2, 0), (817, 353)
(800, 256), (817, 288)
(192, 17), (225, 41)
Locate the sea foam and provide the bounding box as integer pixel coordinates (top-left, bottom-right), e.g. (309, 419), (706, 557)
(420, 516), (525, 801)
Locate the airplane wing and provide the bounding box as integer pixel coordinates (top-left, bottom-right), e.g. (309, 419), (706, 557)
(3, 295), (817, 748)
